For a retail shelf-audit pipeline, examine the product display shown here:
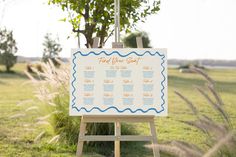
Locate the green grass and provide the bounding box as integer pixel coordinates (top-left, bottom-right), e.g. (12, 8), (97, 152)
(0, 64), (236, 157)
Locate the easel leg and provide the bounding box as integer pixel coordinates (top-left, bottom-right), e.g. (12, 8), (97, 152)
(76, 117), (87, 157)
(149, 119), (160, 157)
(115, 122), (121, 157)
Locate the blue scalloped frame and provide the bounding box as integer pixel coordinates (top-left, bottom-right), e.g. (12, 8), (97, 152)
(71, 50), (166, 114)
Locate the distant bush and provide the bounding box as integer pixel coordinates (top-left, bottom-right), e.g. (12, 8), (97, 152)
(26, 63), (44, 73)
(178, 63), (205, 70)
(36, 64), (44, 73)
(26, 64), (34, 73)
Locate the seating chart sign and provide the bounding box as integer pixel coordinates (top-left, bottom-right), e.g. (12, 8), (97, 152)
(70, 49), (167, 116)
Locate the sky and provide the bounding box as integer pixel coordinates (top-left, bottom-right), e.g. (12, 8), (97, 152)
(0, 0), (236, 60)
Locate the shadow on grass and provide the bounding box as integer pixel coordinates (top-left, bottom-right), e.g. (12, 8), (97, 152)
(83, 141), (173, 157)
(0, 136), (173, 157)
(121, 142), (173, 157)
(0, 70), (28, 79)
(121, 141), (153, 157)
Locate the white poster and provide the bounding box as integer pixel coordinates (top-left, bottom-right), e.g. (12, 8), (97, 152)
(70, 49), (167, 116)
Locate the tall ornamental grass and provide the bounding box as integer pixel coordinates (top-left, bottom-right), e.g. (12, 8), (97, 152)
(156, 67), (236, 157)
(25, 60), (136, 156)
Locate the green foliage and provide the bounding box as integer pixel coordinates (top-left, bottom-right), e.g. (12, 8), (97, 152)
(52, 94), (81, 145)
(42, 33), (62, 65)
(51, 90), (137, 156)
(0, 28), (17, 72)
(123, 31), (152, 48)
(48, 0), (160, 47)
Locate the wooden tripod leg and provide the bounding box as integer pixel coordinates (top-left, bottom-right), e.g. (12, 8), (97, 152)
(76, 117), (87, 157)
(115, 122), (121, 157)
(149, 119), (160, 157)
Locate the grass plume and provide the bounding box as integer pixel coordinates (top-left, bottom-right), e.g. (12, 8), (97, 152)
(161, 67), (236, 157)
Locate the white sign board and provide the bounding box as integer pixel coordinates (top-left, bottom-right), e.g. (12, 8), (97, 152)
(70, 49), (167, 116)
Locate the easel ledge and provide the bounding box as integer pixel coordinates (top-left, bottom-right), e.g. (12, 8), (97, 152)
(81, 115), (155, 122)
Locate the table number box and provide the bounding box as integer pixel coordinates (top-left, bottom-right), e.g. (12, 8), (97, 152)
(70, 49), (167, 116)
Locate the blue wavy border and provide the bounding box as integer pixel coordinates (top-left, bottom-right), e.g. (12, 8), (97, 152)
(71, 50), (166, 114)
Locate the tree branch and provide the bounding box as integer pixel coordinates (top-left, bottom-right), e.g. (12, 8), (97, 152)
(78, 11), (85, 17)
(103, 29), (114, 45)
(72, 28), (85, 34)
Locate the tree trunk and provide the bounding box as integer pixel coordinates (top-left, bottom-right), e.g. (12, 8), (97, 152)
(85, 36), (93, 48)
(6, 65), (10, 72)
(98, 34), (105, 48)
(98, 25), (107, 48)
(84, 1), (91, 48)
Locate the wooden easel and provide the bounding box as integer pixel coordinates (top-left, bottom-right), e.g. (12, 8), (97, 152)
(76, 37), (160, 157)
(76, 116), (160, 157)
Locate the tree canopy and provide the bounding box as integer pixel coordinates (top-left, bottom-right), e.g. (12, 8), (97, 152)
(49, 0), (160, 48)
(0, 28), (17, 72)
(42, 33), (62, 65)
(123, 31), (152, 48)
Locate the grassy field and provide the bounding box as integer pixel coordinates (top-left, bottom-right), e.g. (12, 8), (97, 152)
(0, 63), (236, 157)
